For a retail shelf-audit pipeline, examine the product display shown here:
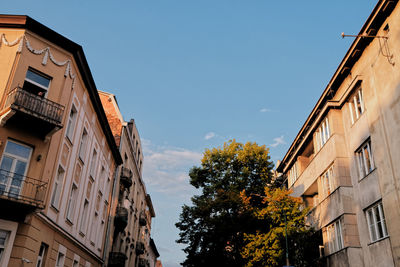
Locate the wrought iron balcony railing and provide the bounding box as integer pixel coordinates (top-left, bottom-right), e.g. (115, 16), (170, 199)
(0, 169), (47, 208)
(136, 241), (145, 255)
(114, 206), (129, 232)
(139, 211), (147, 226)
(138, 258), (150, 267)
(4, 86), (65, 125)
(108, 252), (127, 267)
(120, 167), (133, 189)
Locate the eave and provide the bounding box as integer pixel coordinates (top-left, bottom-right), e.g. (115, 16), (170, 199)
(276, 0), (397, 173)
(0, 14), (123, 165)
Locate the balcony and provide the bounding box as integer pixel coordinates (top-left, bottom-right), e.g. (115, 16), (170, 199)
(136, 241), (145, 255)
(108, 252), (127, 267)
(0, 87), (64, 139)
(114, 207), (128, 232)
(0, 169), (47, 220)
(120, 167), (133, 189)
(139, 211), (146, 226)
(138, 258), (150, 267)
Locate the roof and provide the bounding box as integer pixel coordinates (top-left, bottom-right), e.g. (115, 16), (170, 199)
(0, 14), (123, 165)
(276, 0), (397, 173)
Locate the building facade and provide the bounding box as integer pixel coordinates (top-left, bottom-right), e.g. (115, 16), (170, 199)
(277, 1), (400, 266)
(99, 91), (158, 267)
(0, 15), (123, 266)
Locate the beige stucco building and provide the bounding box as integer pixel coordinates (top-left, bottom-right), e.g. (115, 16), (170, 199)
(99, 91), (158, 267)
(0, 15), (122, 266)
(277, 0), (400, 266)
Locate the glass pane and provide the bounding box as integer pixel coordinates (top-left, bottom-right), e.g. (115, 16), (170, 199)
(0, 230), (7, 245)
(26, 70), (50, 88)
(0, 156), (13, 173)
(5, 141), (31, 159)
(364, 146), (372, 172)
(0, 157), (13, 186)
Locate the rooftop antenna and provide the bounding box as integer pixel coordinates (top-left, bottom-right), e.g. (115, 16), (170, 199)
(341, 32), (394, 65)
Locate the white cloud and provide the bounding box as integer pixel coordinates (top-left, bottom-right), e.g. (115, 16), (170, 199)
(204, 132), (216, 140)
(270, 135), (286, 148)
(259, 108), (271, 113)
(142, 139), (202, 196)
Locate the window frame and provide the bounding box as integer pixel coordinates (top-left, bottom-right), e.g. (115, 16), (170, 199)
(66, 183), (78, 222)
(35, 242), (48, 267)
(365, 202), (388, 243)
(327, 218), (344, 254)
(321, 165), (334, 197)
(316, 117), (331, 150)
(356, 139), (375, 179)
(55, 244), (66, 267)
(65, 104), (78, 142)
(23, 68), (52, 97)
(50, 165), (66, 210)
(349, 86), (365, 125)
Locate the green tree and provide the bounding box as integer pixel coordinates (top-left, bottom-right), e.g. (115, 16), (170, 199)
(175, 140), (274, 267)
(240, 187), (321, 267)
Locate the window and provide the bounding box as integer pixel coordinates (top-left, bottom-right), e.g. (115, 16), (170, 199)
(316, 117), (330, 150)
(326, 218), (343, 254)
(66, 105), (77, 141)
(356, 139), (374, 178)
(55, 246), (66, 267)
(72, 254), (80, 267)
(321, 165), (334, 196)
(0, 140), (32, 198)
(66, 184), (78, 221)
(79, 200), (89, 235)
(36, 243), (48, 267)
(23, 68), (51, 97)
(287, 162), (298, 187)
(89, 149), (97, 178)
(0, 230), (9, 264)
(78, 129), (88, 161)
(349, 86), (364, 124)
(51, 166), (65, 209)
(366, 202), (388, 242)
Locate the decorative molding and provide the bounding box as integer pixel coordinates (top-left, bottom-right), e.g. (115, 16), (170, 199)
(0, 33), (76, 88)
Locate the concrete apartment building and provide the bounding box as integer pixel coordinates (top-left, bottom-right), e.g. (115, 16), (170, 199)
(277, 0), (400, 266)
(99, 92), (159, 267)
(0, 15), (123, 266)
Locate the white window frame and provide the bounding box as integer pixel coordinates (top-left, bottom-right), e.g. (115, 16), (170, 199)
(366, 202), (388, 242)
(24, 68), (51, 97)
(316, 117), (330, 150)
(72, 254), (80, 267)
(51, 165), (65, 210)
(56, 244), (66, 267)
(66, 183), (78, 222)
(78, 128), (88, 162)
(36, 242), (48, 267)
(79, 199), (89, 235)
(327, 218), (344, 254)
(89, 149), (98, 178)
(349, 86), (365, 124)
(356, 139), (374, 179)
(0, 220), (17, 267)
(321, 165), (334, 197)
(66, 104), (78, 141)
(287, 162), (298, 187)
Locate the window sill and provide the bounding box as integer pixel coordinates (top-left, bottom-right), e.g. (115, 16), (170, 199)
(358, 167), (377, 182)
(367, 235), (389, 246)
(65, 218), (73, 226)
(66, 135), (73, 146)
(50, 205), (59, 213)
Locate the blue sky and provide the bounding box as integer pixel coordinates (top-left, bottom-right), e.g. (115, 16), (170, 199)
(3, 1), (377, 266)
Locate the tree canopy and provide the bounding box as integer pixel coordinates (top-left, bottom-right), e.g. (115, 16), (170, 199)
(175, 140), (274, 266)
(240, 187), (321, 267)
